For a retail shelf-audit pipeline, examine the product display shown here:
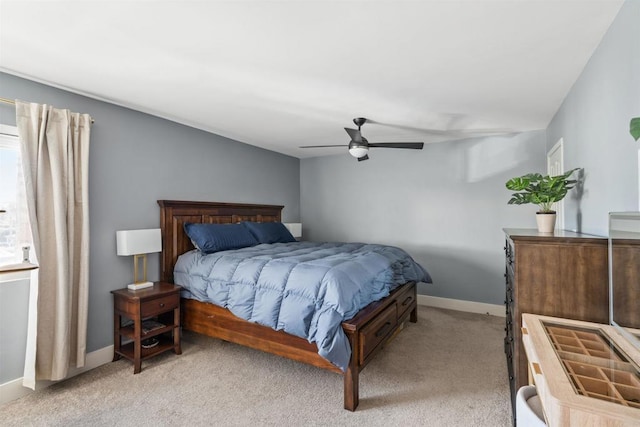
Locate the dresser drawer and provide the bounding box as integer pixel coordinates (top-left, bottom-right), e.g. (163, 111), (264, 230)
(141, 293), (179, 317)
(396, 283), (416, 319)
(359, 303), (398, 365)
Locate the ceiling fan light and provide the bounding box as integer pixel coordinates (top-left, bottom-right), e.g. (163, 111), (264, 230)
(348, 146), (368, 158)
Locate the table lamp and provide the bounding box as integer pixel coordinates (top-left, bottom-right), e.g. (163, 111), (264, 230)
(116, 228), (161, 290)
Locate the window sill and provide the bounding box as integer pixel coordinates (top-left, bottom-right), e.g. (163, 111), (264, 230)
(0, 263), (38, 274)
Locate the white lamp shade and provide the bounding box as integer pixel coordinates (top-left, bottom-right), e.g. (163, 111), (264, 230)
(348, 146), (368, 158)
(116, 229), (162, 256)
(283, 223), (302, 239)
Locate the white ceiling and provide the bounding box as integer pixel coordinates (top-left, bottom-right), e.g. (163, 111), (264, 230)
(0, 1), (624, 158)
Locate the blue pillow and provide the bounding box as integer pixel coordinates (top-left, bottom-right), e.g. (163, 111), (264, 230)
(242, 221), (296, 244)
(184, 223), (258, 254)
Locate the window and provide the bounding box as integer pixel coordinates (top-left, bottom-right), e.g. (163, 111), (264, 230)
(0, 125), (31, 267)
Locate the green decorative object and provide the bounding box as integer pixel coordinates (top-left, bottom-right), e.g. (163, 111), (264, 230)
(631, 117), (640, 141)
(506, 168), (580, 213)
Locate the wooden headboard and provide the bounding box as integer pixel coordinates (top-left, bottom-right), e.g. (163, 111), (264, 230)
(157, 200), (284, 283)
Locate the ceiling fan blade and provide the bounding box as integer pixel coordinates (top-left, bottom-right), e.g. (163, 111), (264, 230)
(357, 154), (369, 162)
(299, 145), (347, 148)
(344, 127), (362, 142)
(367, 142), (424, 149)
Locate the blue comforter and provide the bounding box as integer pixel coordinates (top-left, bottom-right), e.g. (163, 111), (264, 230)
(174, 241), (431, 371)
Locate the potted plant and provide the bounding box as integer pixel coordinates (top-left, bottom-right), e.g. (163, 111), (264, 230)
(506, 168), (580, 233)
(631, 117), (640, 141)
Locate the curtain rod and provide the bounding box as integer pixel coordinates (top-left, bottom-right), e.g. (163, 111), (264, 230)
(0, 97), (95, 123)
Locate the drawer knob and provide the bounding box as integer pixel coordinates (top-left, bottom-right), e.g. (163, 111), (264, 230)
(401, 296), (413, 306)
(159, 303), (165, 308)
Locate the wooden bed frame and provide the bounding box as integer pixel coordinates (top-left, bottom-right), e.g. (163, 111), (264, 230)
(158, 200), (418, 411)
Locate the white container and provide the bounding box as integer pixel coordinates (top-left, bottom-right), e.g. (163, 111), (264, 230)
(536, 213), (556, 233)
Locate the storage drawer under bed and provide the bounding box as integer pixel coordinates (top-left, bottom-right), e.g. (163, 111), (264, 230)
(396, 283), (416, 320)
(358, 303), (398, 365)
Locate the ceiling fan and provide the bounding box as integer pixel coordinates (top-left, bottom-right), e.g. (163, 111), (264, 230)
(300, 117), (424, 162)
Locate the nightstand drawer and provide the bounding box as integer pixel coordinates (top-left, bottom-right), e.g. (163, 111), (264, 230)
(141, 294), (179, 317)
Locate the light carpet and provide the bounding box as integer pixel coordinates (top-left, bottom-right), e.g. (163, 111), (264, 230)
(1, 307), (511, 426)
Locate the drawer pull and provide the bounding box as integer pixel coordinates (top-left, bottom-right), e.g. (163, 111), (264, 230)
(401, 296), (413, 306)
(375, 321), (392, 338)
(159, 303), (165, 308)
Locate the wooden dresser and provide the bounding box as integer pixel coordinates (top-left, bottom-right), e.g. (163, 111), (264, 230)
(503, 229), (609, 419)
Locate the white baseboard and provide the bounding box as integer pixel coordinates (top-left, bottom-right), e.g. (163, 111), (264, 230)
(0, 377), (33, 404)
(0, 344), (114, 405)
(417, 294), (505, 317)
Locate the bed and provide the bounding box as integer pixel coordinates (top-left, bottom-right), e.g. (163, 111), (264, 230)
(158, 200), (430, 410)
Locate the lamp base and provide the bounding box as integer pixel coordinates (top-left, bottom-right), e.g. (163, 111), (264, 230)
(127, 281), (154, 291)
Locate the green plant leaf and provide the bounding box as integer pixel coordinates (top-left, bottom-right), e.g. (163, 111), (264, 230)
(508, 194), (531, 205)
(505, 177), (530, 191)
(505, 168), (581, 210)
(631, 117), (640, 141)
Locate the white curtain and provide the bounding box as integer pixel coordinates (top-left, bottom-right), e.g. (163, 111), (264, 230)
(16, 100), (91, 386)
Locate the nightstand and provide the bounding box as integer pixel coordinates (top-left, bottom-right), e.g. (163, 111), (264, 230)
(111, 282), (182, 373)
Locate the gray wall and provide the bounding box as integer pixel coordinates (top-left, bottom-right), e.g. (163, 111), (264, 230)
(0, 275), (30, 383)
(547, 0), (640, 236)
(300, 131), (546, 305)
(0, 72), (300, 365)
